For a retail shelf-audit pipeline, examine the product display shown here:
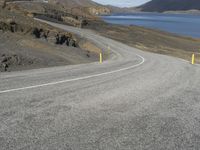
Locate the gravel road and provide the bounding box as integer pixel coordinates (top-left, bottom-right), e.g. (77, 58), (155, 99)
(0, 20), (200, 150)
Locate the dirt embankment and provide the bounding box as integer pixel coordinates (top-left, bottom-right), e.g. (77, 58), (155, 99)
(0, 9), (99, 72)
(86, 20), (200, 63)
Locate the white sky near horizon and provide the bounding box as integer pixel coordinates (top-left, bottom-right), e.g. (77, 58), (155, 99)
(92, 0), (151, 7)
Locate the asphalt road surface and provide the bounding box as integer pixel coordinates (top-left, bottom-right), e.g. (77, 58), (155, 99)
(1, 20), (200, 150)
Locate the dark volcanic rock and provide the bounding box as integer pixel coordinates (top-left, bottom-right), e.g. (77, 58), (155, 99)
(0, 21), (19, 33)
(0, 54), (21, 72)
(55, 33), (76, 47)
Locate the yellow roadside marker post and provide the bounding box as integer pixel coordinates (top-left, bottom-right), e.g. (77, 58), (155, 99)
(100, 52), (103, 63)
(192, 53), (195, 65)
(108, 46), (111, 55)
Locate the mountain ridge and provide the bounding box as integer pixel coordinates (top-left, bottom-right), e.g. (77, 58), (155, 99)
(138, 0), (200, 12)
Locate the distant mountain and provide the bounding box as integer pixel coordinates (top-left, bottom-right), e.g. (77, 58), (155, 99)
(138, 0), (200, 12)
(106, 5), (139, 14)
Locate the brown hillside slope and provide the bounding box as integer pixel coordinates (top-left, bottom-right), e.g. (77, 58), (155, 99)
(48, 0), (111, 15)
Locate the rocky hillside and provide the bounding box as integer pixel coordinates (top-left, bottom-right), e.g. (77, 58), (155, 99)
(138, 0), (200, 12)
(48, 0), (111, 15)
(0, 0), (5, 8)
(49, 0), (99, 7)
(4, 0), (110, 16)
(0, 7), (100, 72)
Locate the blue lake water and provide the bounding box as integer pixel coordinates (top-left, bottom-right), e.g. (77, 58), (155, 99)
(102, 13), (200, 38)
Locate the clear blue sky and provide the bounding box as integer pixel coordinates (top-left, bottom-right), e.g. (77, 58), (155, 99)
(92, 0), (151, 7)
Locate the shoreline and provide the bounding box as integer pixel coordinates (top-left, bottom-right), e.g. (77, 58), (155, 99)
(86, 20), (200, 63)
(108, 8), (200, 16)
(101, 13), (200, 39)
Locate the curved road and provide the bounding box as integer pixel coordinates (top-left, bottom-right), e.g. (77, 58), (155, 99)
(0, 20), (200, 150)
